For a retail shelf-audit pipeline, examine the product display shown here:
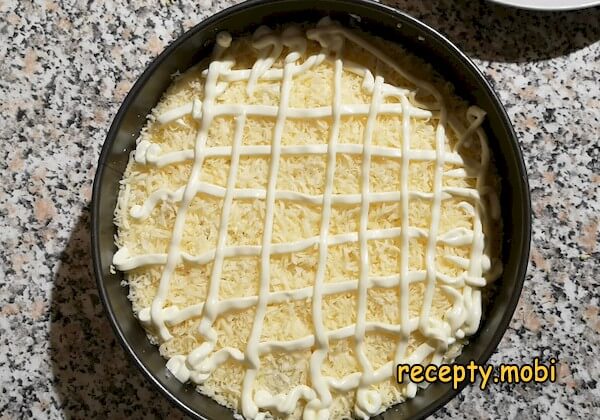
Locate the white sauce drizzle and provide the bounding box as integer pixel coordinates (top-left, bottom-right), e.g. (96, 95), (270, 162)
(354, 73), (383, 415)
(115, 19), (501, 420)
(129, 184), (479, 222)
(305, 29), (344, 419)
(134, 143), (469, 168)
(114, 225), (476, 271)
(157, 101), (431, 125)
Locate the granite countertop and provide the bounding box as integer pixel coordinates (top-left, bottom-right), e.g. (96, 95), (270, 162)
(1, 0), (598, 418)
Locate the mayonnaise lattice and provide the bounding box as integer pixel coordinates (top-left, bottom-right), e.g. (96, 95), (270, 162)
(114, 18), (501, 420)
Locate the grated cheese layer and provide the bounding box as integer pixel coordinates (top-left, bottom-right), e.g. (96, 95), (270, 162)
(113, 19), (502, 420)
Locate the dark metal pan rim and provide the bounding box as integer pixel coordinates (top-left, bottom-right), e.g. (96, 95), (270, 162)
(92, 1), (531, 419)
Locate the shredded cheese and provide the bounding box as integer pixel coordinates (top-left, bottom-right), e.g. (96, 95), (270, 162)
(114, 19), (501, 420)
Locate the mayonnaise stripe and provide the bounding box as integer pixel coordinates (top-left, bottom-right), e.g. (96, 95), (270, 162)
(129, 184), (477, 220)
(113, 225), (475, 270)
(308, 50), (343, 414)
(393, 95), (413, 378)
(137, 143), (466, 168)
(242, 42), (296, 419)
(418, 86), (448, 345)
(354, 74), (383, 397)
(157, 102), (431, 125)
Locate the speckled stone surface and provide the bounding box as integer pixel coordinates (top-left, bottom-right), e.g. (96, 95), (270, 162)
(1, 0), (598, 418)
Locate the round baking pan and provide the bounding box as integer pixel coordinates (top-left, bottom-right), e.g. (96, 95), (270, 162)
(92, 0), (531, 418)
